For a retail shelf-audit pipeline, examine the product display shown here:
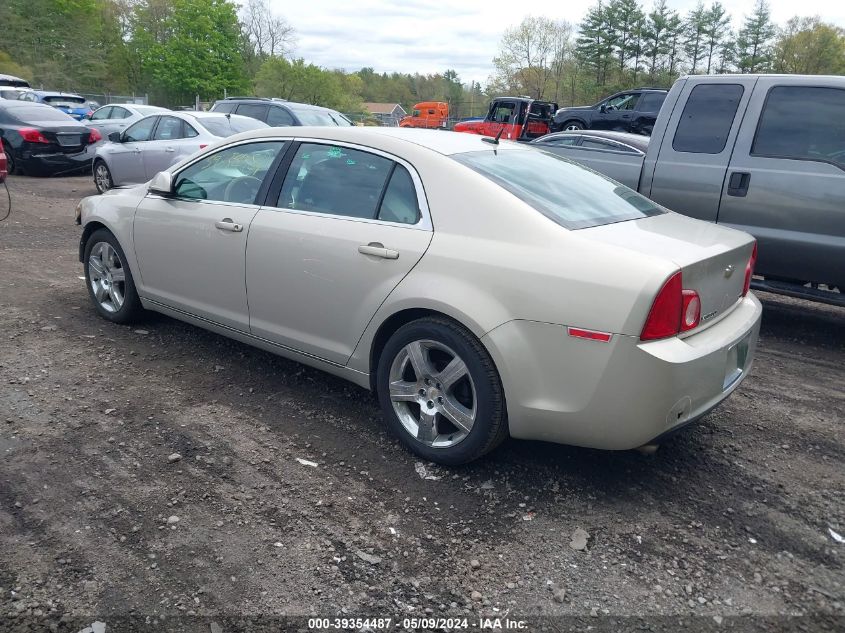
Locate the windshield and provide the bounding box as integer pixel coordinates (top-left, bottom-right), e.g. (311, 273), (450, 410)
(43, 96), (87, 107)
(291, 108), (352, 127)
(199, 115), (267, 137)
(452, 148), (665, 230)
(9, 106), (77, 122)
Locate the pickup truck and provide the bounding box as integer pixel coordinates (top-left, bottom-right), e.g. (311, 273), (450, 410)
(534, 74), (845, 307)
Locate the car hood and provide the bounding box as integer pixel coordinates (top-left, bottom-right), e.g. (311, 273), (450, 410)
(555, 105), (594, 115)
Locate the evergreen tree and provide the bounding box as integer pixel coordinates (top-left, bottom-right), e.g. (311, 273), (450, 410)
(576, 1), (616, 85)
(704, 3), (732, 74)
(684, 2), (708, 73)
(736, 0), (777, 72)
(643, 0), (672, 77)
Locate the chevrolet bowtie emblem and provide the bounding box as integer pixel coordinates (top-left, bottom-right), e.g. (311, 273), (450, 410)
(724, 265), (735, 278)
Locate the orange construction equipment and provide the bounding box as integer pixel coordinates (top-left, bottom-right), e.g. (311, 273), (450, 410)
(399, 102), (449, 129)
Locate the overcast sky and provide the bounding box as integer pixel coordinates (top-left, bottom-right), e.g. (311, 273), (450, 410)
(270, 0), (845, 83)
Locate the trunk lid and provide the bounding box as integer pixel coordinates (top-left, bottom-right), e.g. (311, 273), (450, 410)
(31, 123), (90, 153)
(580, 212), (755, 332)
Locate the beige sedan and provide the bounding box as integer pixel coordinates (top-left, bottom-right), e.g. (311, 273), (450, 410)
(75, 127), (762, 465)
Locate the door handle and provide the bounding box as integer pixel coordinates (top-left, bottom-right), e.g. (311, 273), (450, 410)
(727, 171), (751, 197)
(358, 242), (399, 259)
(621, 114), (631, 118)
(215, 218), (243, 232)
(165, 147), (176, 153)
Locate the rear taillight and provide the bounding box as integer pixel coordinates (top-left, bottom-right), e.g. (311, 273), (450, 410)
(681, 289), (701, 331)
(19, 128), (50, 144)
(641, 271), (701, 340)
(88, 128), (102, 144)
(743, 242), (757, 296)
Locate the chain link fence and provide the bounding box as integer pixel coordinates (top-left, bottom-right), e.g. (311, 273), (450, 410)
(76, 93), (149, 108)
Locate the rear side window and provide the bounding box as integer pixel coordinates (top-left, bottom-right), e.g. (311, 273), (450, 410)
(672, 84), (743, 154)
(111, 106), (130, 119)
(378, 165), (420, 224)
(752, 86), (845, 170)
(638, 93), (666, 112)
(453, 149), (664, 230)
(277, 143), (394, 219)
(153, 116), (184, 140)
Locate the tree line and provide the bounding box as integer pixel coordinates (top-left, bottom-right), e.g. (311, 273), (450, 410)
(493, 0), (845, 106)
(1, 0), (843, 116)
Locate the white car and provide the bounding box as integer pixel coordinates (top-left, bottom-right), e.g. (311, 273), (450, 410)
(92, 111), (267, 193)
(76, 127), (762, 465)
(84, 103), (169, 139)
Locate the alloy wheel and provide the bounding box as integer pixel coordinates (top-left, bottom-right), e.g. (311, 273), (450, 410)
(564, 123), (583, 131)
(94, 162), (111, 193)
(88, 241), (126, 313)
(388, 339), (477, 448)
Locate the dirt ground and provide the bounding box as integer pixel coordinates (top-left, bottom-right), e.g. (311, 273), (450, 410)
(0, 174), (842, 633)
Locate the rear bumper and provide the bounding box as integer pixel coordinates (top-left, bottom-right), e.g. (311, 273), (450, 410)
(483, 293), (762, 450)
(21, 145), (94, 176)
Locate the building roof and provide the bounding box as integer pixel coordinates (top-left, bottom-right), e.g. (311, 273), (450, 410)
(363, 102), (405, 115)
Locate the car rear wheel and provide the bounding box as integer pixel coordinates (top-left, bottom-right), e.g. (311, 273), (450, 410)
(3, 140), (19, 175)
(377, 317), (508, 465)
(562, 121), (584, 131)
(84, 229), (144, 323)
(93, 160), (113, 194)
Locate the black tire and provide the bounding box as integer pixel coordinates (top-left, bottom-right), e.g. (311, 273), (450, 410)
(83, 228), (144, 324)
(641, 124), (654, 136)
(377, 317), (508, 465)
(93, 159), (113, 194)
(3, 139), (19, 175)
(561, 120), (584, 131)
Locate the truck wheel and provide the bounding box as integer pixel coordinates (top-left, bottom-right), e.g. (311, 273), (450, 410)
(562, 120), (584, 131)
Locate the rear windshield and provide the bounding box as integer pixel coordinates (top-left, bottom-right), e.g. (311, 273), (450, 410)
(291, 109), (352, 126)
(452, 148), (664, 230)
(43, 96), (87, 106)
(9, 106), (76, 122)
(199, 115), (267, 137)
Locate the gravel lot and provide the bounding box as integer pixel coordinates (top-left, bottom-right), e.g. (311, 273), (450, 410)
(0, 175), (843, 632)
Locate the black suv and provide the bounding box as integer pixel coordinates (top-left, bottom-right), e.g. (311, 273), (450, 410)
(209, 98), (352, 127)
(551, 88), (667, 135)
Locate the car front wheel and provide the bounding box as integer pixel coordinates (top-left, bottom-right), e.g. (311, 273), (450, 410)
(377, 317), (508, 465)
(93, 160), (113, 194)
(84, 229), (144, 323)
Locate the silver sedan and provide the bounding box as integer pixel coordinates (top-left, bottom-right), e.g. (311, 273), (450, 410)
(92, 111), (267, 193)
(76, 127), (762, 465)
(84, 103), (169, 138)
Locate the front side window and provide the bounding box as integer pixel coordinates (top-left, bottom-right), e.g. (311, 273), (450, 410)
(606, 94), (638, 111)
(277, 143), (394, 219)
(199, 115), (266, 137)
(752, 86), (845, 170)
(235, 103), (269, 121)
(173, 141), (285, 204)
(124, 116), (157, 142)
(490, 102), (516, 123)
(453, 148), (664, 230)
(267, 106), (295, 126)
(542, 136), (579, 146)
(672, 84), (743, 154)
(90, 107), (112, 121)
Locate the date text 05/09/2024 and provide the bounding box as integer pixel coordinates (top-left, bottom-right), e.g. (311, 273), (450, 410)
(307, 617), (529, 630)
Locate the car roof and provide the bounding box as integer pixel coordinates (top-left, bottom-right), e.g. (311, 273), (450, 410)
(534, 130), (650, 152)
(30, 90), (86, 98)
(0, 101), (56, 111)
(228, 126), (530, 156)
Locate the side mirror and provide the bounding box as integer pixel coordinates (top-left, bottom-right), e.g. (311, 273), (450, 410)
(108, 131), (122, 143)
(599, 104), (607, 113)
(148, 171), (173, 196)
